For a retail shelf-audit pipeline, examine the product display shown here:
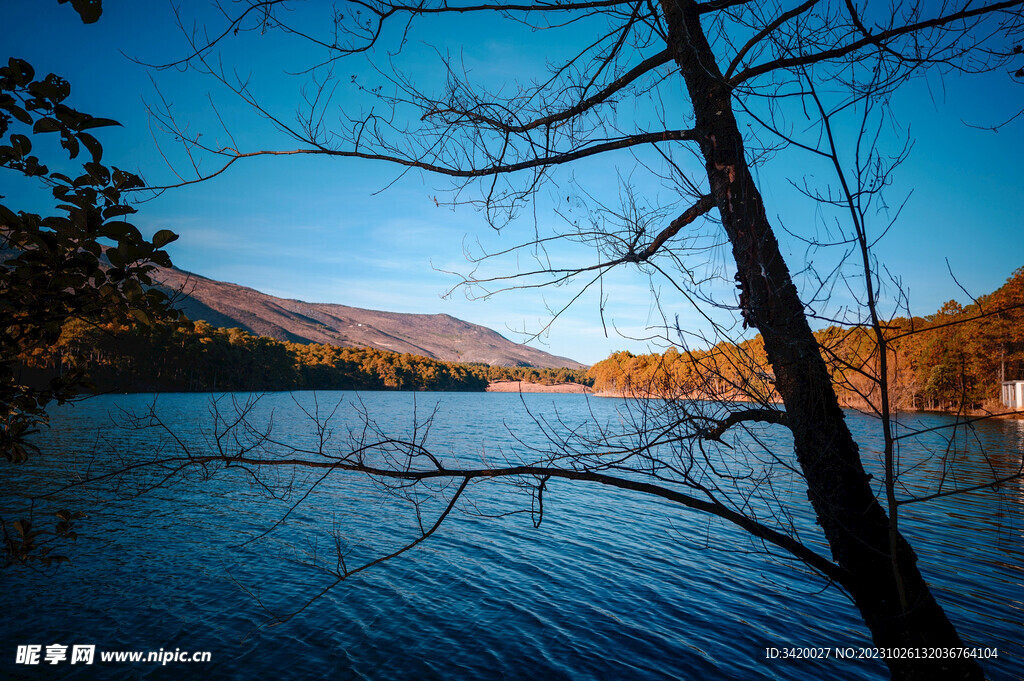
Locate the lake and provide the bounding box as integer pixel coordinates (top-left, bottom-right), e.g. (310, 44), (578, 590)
(2, 392), (1022, 680)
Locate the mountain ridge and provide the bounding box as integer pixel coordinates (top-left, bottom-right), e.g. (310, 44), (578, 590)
(154, 264), (585, 369)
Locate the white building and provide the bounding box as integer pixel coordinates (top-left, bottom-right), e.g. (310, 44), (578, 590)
(1001, 380), (1024, 410)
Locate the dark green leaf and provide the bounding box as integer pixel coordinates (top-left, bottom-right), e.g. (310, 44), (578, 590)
(60, 132), (80, 159)
(130, 308), (151, 326)
(122, 280), (144, 303)
(105, 248), (124, 268)
(6, 58), (35, 85)
(102, 204), (135, 219)
(0, 204), (19, 225)
(2, 103), (33, 125)
(103, 221), (141, 241)
(83, 160), (109, 184)
(78, 131), (102, 162)
(23, 156), (47, 177)
(69, 0), (103, 24)
(29, 74), (71, 104)
(40, 216), (72, 231)
(112, 168), (143, 190)
(151, 229), (178, 248)
(78, 117), (120, 130)
(150, 251), (172, 267)
(32, 117), (62, 134)
(10, 133), (30, 156)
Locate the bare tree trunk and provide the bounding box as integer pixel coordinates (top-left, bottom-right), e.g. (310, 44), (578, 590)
(660, 2), (982, 679)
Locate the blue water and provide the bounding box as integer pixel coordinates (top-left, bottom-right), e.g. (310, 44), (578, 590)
(2, 392), (1021, 680)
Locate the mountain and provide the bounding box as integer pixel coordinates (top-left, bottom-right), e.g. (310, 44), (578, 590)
(153, 265), (585, 369)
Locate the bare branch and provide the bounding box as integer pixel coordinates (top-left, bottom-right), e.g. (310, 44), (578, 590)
(731, 0), (1024, 86)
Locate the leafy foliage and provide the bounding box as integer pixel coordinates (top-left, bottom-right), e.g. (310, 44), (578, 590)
(57, 0), (102, 25)
(17, 319), (591, 394)
(2, 510), (87, 569)
(1, 57), (180, 463)
(589, 267), (1024, 412)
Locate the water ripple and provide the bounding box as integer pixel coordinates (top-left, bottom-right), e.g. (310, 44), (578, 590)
(1, 392), (1020, 680)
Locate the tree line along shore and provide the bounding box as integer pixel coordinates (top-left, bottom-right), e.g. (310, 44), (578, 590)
(589, 267), (1024, 412)
(15, 319), (591, 394)
(14, 266), (1023, 411)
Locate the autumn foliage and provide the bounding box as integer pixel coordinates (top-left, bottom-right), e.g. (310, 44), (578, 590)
(589, 267), (1024, 412)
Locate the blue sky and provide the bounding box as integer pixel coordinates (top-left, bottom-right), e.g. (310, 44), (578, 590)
(3, 2), (1023, 365)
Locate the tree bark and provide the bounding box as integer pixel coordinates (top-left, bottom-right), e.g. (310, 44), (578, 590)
(658, 2), (983, 678)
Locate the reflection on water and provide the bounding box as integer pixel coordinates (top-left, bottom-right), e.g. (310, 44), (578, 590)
(1, 392), (1021, 680)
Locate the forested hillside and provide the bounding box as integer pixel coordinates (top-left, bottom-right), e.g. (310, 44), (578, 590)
(589, 267), (1024, 411)
(15, 320), (591, 394)
(16, 267), (1023, 406)
(151, 264), (585, 369)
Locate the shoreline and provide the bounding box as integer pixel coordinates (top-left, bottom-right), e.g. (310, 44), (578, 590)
(62, 383), (1024, 417)
(585, 388), (1024, 418)
(485, 380), (592, 394)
